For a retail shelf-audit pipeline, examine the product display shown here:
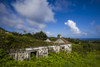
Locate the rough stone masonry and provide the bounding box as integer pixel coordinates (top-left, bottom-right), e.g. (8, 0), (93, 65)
(9, 34), (72, 61)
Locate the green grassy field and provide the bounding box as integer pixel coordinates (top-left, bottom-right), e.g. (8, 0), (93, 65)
(0, 51), (100, 67)
(0, 28), (100, 67)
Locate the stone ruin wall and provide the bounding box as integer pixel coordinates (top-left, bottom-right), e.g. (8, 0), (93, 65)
(9, 44), (72, 61)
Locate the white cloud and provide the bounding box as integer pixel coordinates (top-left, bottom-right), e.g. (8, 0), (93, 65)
(0, 0), (55, 33)
(46, 31), (53, 36)
(51, 0), (75, 11)
(0, 4), (8, 14)
(65, 20), (87, 36)
(45, 31), (57, 37)
(12, 0), (55, 22)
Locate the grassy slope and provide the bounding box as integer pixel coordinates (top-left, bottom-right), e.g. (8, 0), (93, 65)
(0, 28), (100, 67)
(63, 51), (100, 67)
(1, 51), (100, 67)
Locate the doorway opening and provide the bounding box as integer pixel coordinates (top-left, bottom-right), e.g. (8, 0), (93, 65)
(30, 51), (37, 57)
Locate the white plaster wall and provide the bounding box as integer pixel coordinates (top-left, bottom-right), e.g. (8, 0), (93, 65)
(53, 46), (60, 53)
(48, 46), (60, 53)
(11, 52), (29, 61)
(38, 48), (48, 57)
(10, 44), (72, 61)
(60, 44), (72, 52)
(26, 47), (47, 51)
(14, 53), (18, 60)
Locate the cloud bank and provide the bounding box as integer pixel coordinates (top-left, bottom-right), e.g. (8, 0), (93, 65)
(13, 0), (55, 23)
(0, 0), (55, 32)
(50, 0), (76, 11)
(65, 20), (87, 36)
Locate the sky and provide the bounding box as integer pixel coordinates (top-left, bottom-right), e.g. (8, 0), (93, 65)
(0, 0), (100, 38)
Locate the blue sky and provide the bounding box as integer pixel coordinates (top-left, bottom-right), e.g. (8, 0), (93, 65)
(0, 0), (100, 38)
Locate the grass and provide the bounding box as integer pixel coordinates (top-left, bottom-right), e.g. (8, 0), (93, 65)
(0, 51), (100, 67)
(63, 51), (100, 67)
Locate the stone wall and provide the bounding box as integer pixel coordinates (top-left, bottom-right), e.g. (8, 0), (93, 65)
(60, 44), (72, 52)
(38, 48), (48, 57)
(48, 46), (60, 53)
(9, 51), (29, 61)
(9, 44), (72, 61)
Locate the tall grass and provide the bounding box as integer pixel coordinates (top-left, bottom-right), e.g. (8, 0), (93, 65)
(0, 51), (100, 67)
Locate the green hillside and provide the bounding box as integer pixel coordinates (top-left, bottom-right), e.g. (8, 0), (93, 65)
(0, 27), (100, 67)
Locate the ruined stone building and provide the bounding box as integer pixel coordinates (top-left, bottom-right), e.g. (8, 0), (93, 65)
(9, 34), (72, 61)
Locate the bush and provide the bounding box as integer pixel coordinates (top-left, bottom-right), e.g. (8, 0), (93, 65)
(0, 49), (12, 63)
(0, 51), (100, 67)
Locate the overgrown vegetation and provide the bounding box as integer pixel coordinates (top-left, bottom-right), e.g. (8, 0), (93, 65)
(0, 50), (100, 67)
(0, 28), (53, 52)
(0, 27), (100, 67)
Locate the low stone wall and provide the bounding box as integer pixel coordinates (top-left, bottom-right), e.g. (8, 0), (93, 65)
(9, 44), (72, 61)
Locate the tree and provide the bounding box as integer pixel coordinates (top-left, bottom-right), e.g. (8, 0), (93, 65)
(4, 33), (15, 52)
(34, 31), (47, 40)
(24, 33), (32, 37)
(24, 30), (26, 34)
(12, 32), (22, 36)
(0, 49), (12, 63)
(0, 31), (6, 48)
